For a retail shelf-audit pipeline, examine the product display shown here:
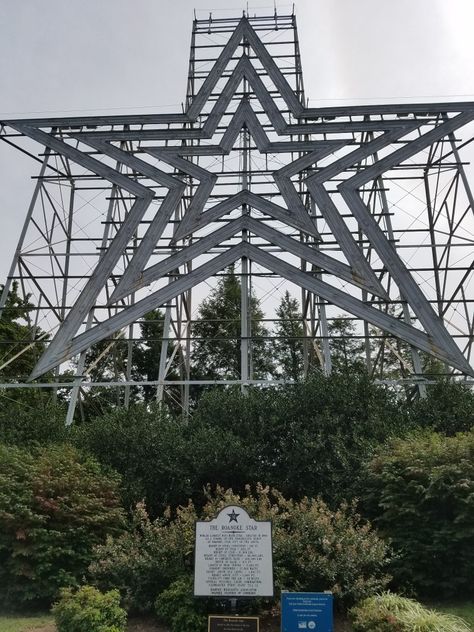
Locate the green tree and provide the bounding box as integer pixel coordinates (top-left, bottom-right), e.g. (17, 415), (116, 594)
(273, 291), (305, 381)
(190, 372), (406, 506)
(73, 309), (172, 416)
(191, 266), (273, 380)
(0, 443), (124, 608)
(0, 281), (48, 381)
(133, 308), (179, 403)
(328, 316), (365, 373)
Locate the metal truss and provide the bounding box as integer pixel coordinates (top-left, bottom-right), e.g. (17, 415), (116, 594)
(1, 10), (473, 419)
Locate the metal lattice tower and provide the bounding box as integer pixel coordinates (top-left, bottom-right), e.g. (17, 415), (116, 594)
(1, 10), (473, 421)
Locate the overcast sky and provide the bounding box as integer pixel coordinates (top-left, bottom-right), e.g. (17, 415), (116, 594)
(1, 0), (474, 280)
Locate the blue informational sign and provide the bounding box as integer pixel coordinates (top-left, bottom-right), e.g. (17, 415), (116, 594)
(281, 592), (333, 632)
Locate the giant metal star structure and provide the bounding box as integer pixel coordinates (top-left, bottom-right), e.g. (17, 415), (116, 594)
(3, 16), (474, 379)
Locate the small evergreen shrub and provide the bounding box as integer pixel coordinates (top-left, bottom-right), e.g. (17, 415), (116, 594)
(52, 585), (127, 632)
(0, 443), (124, 607)
(363, 429), (474, 597)
(350, 593), (471, 632)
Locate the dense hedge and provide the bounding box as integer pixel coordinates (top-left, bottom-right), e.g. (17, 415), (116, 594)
(71, 405), (190, 515)
(187, 372), (407, 506)
(0, 443), (125, 607)
(363, 429), (474, 597)
(406, 380), (474, 435)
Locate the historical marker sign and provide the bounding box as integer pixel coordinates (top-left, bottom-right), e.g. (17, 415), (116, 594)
(208, 616), (259, 632)
(281, 592), (333, 632)
(194, 505), (273, 597)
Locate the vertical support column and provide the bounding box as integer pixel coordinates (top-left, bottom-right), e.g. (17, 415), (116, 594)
(240, 38), (251, 392)
(65, 165), (123, 424)
(376, 170), (427, 397)
(156, 303), (172, 403)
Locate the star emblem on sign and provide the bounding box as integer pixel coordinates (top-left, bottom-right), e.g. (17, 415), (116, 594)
(227, 510), (240, 523)
(2, 16), (473, 379)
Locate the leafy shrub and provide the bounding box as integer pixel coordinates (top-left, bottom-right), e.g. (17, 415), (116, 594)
(155, 576), (207, 632)
(0, 399), (68, 446)
(190, 373), (406, 506)
(52, 585), (127, 632)
(72, 404), (191, 515)
(363, 430), (474, 597)
(89, 501), (193, 613)
(92, 485), (390, 613)
(202, 485), (391, 610)
(0, 443), (124, 607)
(406, 380), (474, 435)
(350, 592), (471, 632)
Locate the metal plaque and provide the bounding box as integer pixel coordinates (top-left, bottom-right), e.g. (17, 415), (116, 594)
(194, 505), (273, 597)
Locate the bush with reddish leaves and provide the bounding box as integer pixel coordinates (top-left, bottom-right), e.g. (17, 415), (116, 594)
(0, 443), (125, 608)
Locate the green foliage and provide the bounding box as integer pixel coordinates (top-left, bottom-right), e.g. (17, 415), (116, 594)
(350, 593), (471, 632)
(272, 291), (305, 381)
(73, 373), (404, 516)
(328, 317), (365, 373)
(363, 430), (474, 597)
(201, 485), (390, 610)
(406, 380), (474, 435)
(92, 485), (390, 614)
(89, 502), (194, 613)
(155, 576), (207, 632)
(191, 265), (273, 380)
(71, 404), (190, 515)
(0, 443), (124, 608)
(133, 309), (172, 402)
(52, 585), (127, 632)
(432, 602), (474, 628)
(0, 282), (48, 381)
(0, 398), (67, 446)
(190, 372), (405, 505)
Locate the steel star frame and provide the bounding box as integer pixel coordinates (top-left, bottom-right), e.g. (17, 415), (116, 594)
(1, 11), (473, 421)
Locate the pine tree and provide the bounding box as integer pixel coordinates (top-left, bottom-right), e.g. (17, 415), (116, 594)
(0, 281), (48, 380)
(191, 266), (273, 380)
(328, 316), (365, 373)
(273, 291), (305, 381)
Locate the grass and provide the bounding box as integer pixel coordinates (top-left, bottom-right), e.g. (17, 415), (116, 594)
(431, 602), (474, 628)
(0, 614), (54, 632)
